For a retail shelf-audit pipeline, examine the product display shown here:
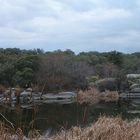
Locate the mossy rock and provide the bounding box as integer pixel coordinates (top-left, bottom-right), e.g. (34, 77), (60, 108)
(95, 78), (118, 92)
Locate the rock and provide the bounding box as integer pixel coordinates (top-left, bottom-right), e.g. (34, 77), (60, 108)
(26, 88), (32, 92)
(43, 98), (75, 104)
(42, 92), (76, 100)
(59, 91), (75, 95)
(20, 91), (31, 96)
(127, 110), (140, 114)
(130, 84), (140, 90)
(95, 78), (118, 92)
(127, 74), (140, 85)
(131, 88), (140, 92)
(1, 90), (76, 105)
(127, 74), (140, 79)
(42, 92), (76, 104)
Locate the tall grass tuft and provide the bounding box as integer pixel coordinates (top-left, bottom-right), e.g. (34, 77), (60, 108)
(77, 88), (119, 105)
(77, 88), (100, 105)
(47, 116), (140, 140)
(1, 116), (140, 140)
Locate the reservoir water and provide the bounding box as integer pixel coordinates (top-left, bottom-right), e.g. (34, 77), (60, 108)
(0, 100), (140, 137)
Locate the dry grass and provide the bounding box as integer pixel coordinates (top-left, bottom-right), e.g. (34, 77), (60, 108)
(100, 90), (119, 102)
(0, 85), (6, 93)
(1, 116), (140, 140)
(0, 121), (25, 140)
(77, 88), (100, 105)
(77, 88), (119, 105)
(0, 121), (43, 140)
(47, 116), (140, 140)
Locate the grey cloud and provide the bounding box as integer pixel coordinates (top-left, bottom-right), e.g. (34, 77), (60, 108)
(0, 0), (140, 53)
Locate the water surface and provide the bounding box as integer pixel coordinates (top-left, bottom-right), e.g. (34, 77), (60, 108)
(0, 100), (140, 136)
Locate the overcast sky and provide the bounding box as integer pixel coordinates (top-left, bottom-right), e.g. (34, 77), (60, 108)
(0, 0), (140, 53)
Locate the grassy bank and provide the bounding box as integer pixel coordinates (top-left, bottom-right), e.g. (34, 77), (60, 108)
(1, 116), (140, 140)
(48, 116), (140, 140)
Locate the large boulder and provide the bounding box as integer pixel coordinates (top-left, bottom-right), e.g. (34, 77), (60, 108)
(130, 84), (140, 90)
(127, 74), (140, 85)
(131, 88), (140, 92)
(127, 74), (140, 79)
(95, 78), (118, 92)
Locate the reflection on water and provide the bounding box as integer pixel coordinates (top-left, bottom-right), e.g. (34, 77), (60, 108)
(0, 100), (140, 136)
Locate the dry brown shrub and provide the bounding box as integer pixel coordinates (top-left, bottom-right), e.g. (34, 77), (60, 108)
(77, 88), (119, 105)
(100, 90), (119, 102)
(0, 85), (6, 93)
(0, 121), (26, 140)
(47, 116), (140, 140)
(77, 88), (101, 105)
(1, 116), (140, 140)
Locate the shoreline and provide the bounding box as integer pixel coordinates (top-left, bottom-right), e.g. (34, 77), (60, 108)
(1, 116), (140, 140)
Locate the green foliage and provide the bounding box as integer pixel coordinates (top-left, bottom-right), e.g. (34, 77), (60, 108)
(87, 75), (99, 83)
(13, 68), (33, 86)
(104, 51), (123, 67)
(0, 48), (140, 91)
(0, 48), (39, 87)
(95, 78), (118, 91)
(64, 49), (75, 56)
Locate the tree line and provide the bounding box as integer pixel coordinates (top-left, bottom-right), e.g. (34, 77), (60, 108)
(0, 48), (140, 91)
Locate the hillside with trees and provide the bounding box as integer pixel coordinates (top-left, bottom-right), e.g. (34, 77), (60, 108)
(0, 48), (140, 92)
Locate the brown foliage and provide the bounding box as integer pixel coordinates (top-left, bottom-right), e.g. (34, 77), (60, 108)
(77, 88), (119, 105)
(1, 116), (140, 140)
(47, 116), (140, 140)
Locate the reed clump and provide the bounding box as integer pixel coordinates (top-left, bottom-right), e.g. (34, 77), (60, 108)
(100, 90), (119, 102)
(0, 121), (25, 140)
(77, 88), (100, 105)
(77, 88), (119, 105)
(0, 120), (40, 140)
(47, 116), (140, 140)
(1, 116), (140, 140)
